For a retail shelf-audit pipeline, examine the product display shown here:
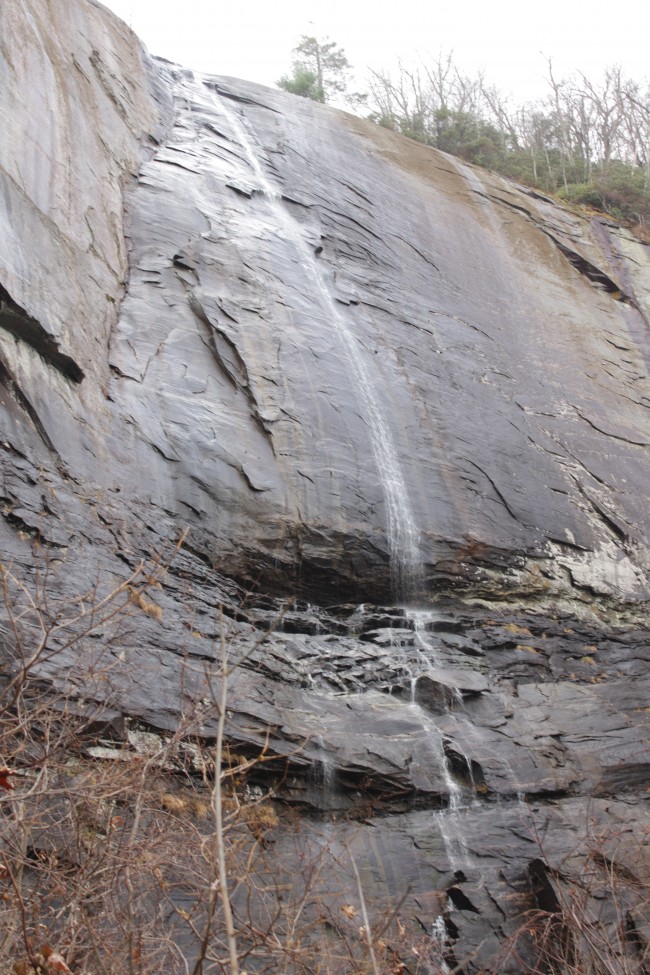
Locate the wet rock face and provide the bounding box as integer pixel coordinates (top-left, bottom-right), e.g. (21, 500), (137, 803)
(107, 69), (650, 606)
(1, 0), (649, 970)
(5, 0), (650, 605)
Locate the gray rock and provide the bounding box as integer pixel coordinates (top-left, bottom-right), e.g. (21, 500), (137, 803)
(1, 1), (649, 970)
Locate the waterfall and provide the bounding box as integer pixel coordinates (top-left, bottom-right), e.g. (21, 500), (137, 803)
(406, 610), (477, 868)
(215, 94), (421, 601)
(431, 916), (452, 974)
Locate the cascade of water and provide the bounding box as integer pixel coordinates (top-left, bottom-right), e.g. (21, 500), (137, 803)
(434, 759), (469, 871)
(430, 916), (452, 973)
(403, 610), (479, 868)
(431, 915), (448, 947)
(408, 610), (461, 705)
(409, 608), (439, 667)
(454, 712), (529, 813)
(216, 96), (421, 601)
(403, 685), (469, 868)
(439, 736), (463, 814)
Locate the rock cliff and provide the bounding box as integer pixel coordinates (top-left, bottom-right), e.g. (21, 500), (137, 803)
(1, 1), (649, 970)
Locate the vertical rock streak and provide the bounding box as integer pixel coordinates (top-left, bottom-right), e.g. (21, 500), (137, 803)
(216, 93), (422, 601)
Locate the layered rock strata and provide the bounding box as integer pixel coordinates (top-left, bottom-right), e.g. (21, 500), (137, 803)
(1, 1), (649, 970)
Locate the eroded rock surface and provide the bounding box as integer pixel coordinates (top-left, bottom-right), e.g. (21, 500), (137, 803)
(1, 0), (649, 970)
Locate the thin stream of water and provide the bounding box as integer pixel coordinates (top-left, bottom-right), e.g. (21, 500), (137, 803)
(405, 610), (479, 868)
(217, 97), (421, 601)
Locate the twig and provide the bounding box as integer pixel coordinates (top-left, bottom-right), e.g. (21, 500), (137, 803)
(350, 854), (380, 975)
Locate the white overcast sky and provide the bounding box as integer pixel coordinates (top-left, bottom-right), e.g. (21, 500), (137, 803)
(99, 0), (648, 104)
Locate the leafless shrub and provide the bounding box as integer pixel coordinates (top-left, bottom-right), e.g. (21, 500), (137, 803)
(3, 545), (645, 975)
(1, 541), (453, 975)
(481, 819), (650, 975)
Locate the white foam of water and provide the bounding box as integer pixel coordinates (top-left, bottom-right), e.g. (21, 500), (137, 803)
(431, 914), (452, 972)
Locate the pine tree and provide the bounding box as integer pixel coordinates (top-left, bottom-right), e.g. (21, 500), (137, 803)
(278, 36), (353, 104)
